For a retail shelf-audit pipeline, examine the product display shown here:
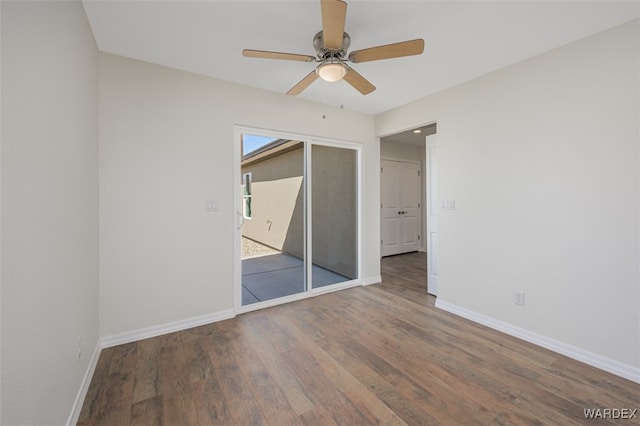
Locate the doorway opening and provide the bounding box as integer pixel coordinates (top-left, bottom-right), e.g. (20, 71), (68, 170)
(235, 129), (361, 310)
(380, 122), (437, 295)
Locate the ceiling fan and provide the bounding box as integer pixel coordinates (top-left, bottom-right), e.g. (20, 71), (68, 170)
(242, 0), (425, 96)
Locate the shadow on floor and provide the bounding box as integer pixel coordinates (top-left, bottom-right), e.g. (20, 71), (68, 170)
(242, 253), (349, 305)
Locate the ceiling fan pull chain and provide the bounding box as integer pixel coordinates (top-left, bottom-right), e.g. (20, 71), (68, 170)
(322, 85), (327, 119)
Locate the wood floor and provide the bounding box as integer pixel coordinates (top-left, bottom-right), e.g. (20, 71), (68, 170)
(78, 252), (639, 425)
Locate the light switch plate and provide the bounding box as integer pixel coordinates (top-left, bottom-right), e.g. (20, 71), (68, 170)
(205, 200), (218, 212)
(440, 199), (456, 210)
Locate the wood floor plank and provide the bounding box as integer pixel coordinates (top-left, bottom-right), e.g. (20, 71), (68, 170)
(78, 252), (640, 426)
(269, 312), (362, 393)
(232, 312), (318, 415)
(299, 406), (340, 426)
(130, 396), (162, 426)
(203, 329), (268, 425)
(95, 342), (137, 426)
(132, 338), (161, 404)
(316, 336), (443, 425)
(157, 333), (199, 426)
(279, 346), (373, 425)
(343, 383), (408, 426)
(180, 328), (233, 425)
(234, 346), (302, 425)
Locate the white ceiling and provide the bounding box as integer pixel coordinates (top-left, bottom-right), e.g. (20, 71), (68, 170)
(82, 0), (639, 116)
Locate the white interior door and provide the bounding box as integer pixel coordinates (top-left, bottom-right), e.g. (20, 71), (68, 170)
(381, 159), (421, 257)
(400, 163), (420, 252)
(381, 163), (401, 256)
(426, 135), (438, 295)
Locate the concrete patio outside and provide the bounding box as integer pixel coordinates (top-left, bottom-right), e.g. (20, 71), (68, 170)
(241, 237), (348, 305)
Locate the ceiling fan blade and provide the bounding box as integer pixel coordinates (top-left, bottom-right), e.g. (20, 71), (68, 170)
(286, 71), (319, 96)
(243, 49), (315, 62)
(321, 0), (347, 50)
(343, 68), (375, 95)
(348, 39), (425, 63)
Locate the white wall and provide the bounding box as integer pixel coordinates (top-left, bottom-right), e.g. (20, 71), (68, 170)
(376, 20), (640, 374)
(380, 140), (425, 163)
(99, 53), (378, 338)
(1, 1), (99, 424)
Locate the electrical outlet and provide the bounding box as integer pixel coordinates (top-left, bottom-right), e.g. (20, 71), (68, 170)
(513, 291), (525, 306)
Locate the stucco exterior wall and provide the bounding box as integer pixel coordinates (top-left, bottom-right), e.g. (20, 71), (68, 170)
(242, 146), (304, 257)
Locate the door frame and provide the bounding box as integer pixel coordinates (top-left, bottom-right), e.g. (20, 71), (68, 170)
(233, 125), (363, 314)
(425, 133), (438, 296)
(378, 121), (438, 296)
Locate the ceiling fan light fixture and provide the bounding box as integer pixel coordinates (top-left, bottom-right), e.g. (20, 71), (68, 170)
(316, 59), (347, 82)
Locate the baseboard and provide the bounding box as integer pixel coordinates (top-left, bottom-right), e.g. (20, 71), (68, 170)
(435, 299), (640, 384)
(67, 341), (102, 426)
(100, 309), (236, 348)
(363, 275), (382, 286)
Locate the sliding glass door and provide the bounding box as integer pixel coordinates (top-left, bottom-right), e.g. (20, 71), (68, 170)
(238, 131), (359, 307)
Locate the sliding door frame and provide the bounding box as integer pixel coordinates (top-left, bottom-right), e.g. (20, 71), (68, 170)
(233, 126), (362, 314)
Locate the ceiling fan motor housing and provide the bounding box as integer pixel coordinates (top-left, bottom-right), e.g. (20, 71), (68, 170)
(313, 31), (350, 60)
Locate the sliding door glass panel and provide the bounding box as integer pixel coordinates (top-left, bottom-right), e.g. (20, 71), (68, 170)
(311, 144), (358, 288)
(240, 134), (306, 305)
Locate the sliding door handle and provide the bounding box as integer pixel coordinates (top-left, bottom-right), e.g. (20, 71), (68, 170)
(236, 211), (245, 230)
